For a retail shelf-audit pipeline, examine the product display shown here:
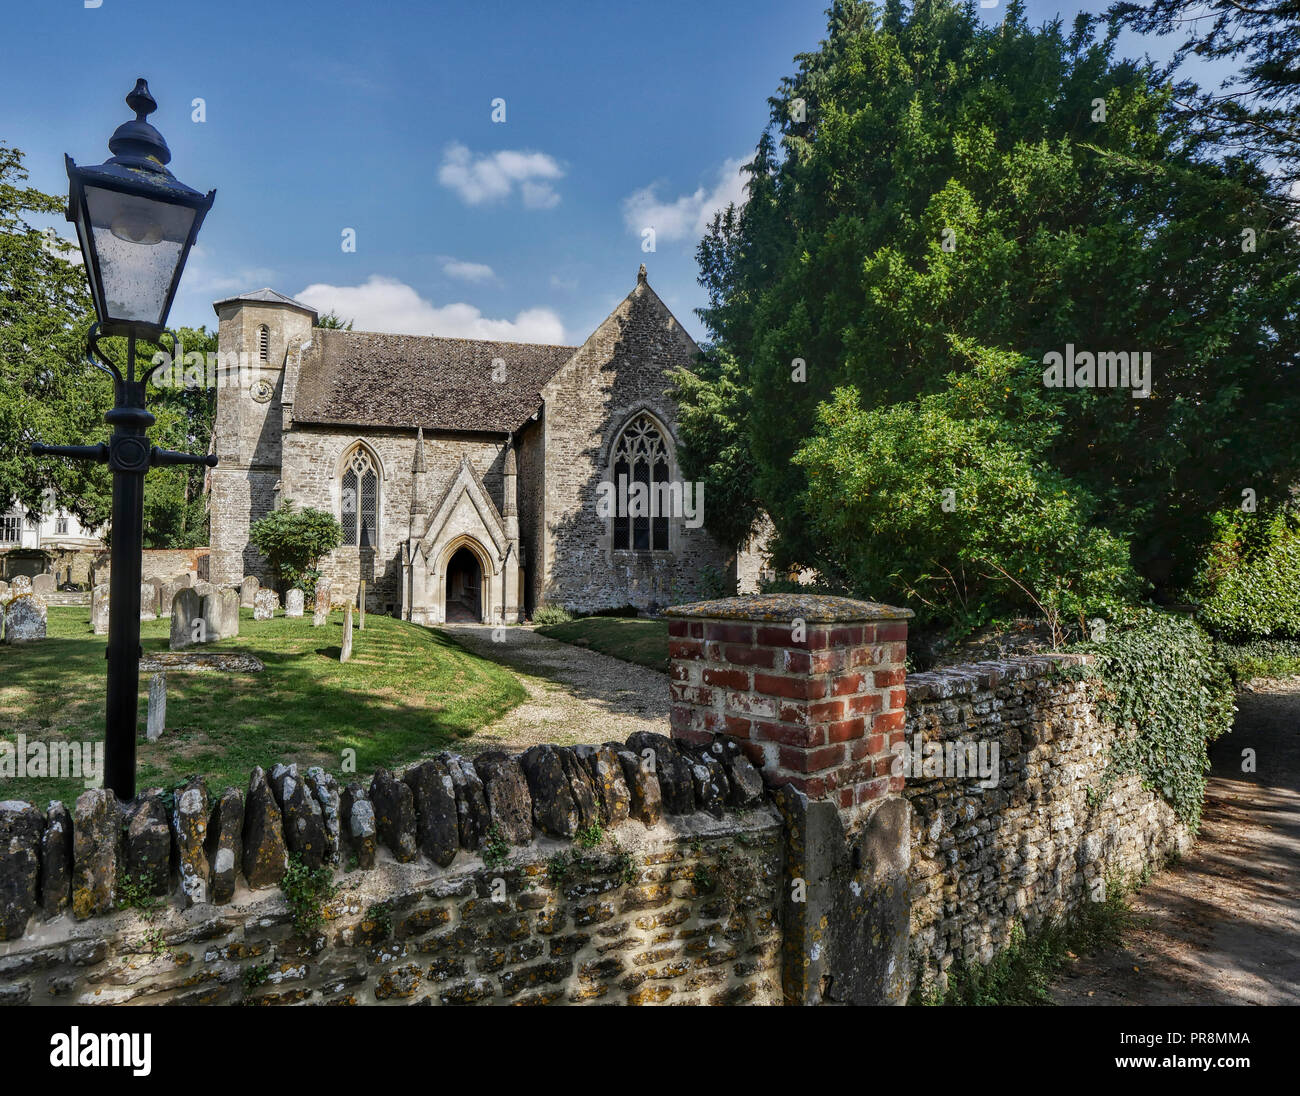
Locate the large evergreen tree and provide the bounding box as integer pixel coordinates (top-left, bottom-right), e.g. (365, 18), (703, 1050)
(676, 0), (1300, 619)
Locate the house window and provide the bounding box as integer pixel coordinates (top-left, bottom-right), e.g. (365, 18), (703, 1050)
(56, 515), (68, 535)
(341, 446), (379, 549)
(0, 513), (20, 543)
(257, 325), (270, 363)
(611, 414), (671, 552)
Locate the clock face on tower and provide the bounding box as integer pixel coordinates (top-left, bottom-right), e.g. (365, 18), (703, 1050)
(250, 379), (274, 404)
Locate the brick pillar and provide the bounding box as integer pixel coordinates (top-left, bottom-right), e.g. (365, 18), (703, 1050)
(667, 594), (912, 808)
(666, 594), (915, 1005)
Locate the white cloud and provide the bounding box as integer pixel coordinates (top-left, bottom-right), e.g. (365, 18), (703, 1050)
(295, 275), (566, 344)
(437, 143), (564, 208)
(622, 156), (748, 242)
(441, 257), (496, 283)
(183, 245), (277, 294)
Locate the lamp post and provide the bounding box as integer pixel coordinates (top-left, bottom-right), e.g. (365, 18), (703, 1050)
(31, 79), (217, 801)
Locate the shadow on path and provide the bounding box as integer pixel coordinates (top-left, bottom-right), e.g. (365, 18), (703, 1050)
(1051, 680), (1300, 1005)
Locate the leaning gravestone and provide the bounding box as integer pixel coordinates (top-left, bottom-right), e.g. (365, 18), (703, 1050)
(4, 594), (47, 643)
(239, 576), (260, 609)
(140, 581), (159, 621)
(32, 574), (55, 598)
(285, 588), (305, 618)
(91, 584), (110, 635)
(341, 604), (353, 663)
(313, 579), (332, 627)
(146, 673), (166, 741)
(253, 588), (277, 621)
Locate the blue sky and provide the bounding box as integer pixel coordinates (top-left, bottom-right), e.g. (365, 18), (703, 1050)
(1, 0), (1201, 346)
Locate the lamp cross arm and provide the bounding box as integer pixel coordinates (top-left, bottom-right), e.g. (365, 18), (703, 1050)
(30, 442), (110, 463)
(150, 447), (218, 469)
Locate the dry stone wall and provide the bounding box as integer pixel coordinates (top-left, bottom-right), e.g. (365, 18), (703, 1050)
(0, 737), (780, 1006)
(903, 655), (1192, 998)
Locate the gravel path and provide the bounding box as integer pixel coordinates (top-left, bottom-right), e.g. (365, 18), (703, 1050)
(1051, 679), (1300, 1005)
(436, 624), (669, 755)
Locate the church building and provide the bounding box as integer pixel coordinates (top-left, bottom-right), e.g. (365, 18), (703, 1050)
(208, 266), (734, 623)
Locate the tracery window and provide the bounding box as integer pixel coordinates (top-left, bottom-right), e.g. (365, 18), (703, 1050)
(611, 414), (670, 552)
(341, 446), (379, 548)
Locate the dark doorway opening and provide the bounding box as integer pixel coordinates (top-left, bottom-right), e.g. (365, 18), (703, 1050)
(445, 546), (482, 623)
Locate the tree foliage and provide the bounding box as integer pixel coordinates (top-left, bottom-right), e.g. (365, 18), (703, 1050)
(249, 500), (343, 596)
(677, 0), (1300, 625)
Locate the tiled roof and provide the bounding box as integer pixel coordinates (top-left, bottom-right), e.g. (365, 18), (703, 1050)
(291, 329), (578, 434)
(212, 288), (317, 315)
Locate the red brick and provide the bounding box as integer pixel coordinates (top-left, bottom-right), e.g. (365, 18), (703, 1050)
(889, 687), (907, 709)
(757, 625), (807, 649)
(888, 774), (905, 793)
(703, 622), (756, 644)
(855, 777), (891, 804)
(809, 649), (848, 674)
(866, 733), (887, 755)
(673, 728), (713, 748)
(807, 699), (845, 722)
(873, 710), (907, 733)
(778, 703), (811, 725)
(702, 667), (749, 691)
(669, 662), (690, 683)
(876, 622), (908, 643)
(753, 673), (827, 701)
(689, 622), (704, 638)
(725, 691), (776, 719)
(752, 721), (825, 748)
(670, 683), (714, 706)
(783, 774), (827, 798)
(723, 715), (752, 739)
(845, 693), (883, 717)
(826, 718), (865, 743)
(778, 743), (845, 773)
(832, 673), (866, 696)
(873, 667), (906, 688)
(781, 649), (812, 674)
(721, 644), (776, 668)
(668, 619), (688, 638)
(837, 787), (855, 809)
(668, 639), (703, 661)
(827, 625), (865, 647)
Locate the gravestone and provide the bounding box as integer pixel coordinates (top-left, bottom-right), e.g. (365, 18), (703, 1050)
(0, 580), (8, 601)
(91, 584), (110, 635)
(341, 604), (353, 663)
(159, 575), (189, 618)
(4, 595), (47, 643)
(11, 575), (32, 597)
(203, 588), (240, 640)
(32, 574), (55, 598)
(170, 588), (203, 649)
(140, 581), (159, 621)
(312, 579), (332, 627)
(239, 576), (260, 609)
(359, 580), (366, 631)
(253, 588), (277, 621)
(285, 588), (305, 618)
(146, 673), (166, 741)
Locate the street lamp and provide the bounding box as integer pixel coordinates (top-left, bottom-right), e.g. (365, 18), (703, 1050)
(31, 78), (217, 800)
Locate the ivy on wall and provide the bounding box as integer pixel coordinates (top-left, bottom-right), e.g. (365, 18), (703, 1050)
(1070, 609), (1235, 831)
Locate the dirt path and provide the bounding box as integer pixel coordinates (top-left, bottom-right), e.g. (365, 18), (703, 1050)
(434, 624), (669, 755)
(1051, 680), (1300, 1005)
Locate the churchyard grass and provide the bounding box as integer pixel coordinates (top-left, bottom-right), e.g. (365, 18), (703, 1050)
(535, 616), (668, 672)
(0, 605), (527, 805)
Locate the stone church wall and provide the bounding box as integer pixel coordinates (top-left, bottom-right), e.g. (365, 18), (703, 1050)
(539, 282), (730, 613)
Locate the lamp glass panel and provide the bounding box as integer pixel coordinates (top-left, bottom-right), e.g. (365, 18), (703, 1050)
(83, 185), (196, 326)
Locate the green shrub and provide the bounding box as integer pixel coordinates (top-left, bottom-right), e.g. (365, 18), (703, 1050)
(1213, 638), (1300, 684)
(280, 854), (335, 938)
(1195, 510), (1300, 641)
(531, 603), (573, 626)
(1069, 608), (1234, 830)
(249, 499), (343, 600)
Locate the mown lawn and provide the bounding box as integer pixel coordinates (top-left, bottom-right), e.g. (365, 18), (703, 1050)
(0, 606), (526, 806)
(535, 616), (669, 673)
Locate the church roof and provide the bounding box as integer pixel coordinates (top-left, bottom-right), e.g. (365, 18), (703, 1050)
(212, 288), (318, 316)
(291, 329), (577, 434)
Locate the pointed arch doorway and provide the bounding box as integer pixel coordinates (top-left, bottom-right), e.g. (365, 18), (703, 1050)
(440, 535), (491, 623)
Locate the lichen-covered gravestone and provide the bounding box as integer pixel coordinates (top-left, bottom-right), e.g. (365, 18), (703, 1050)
(285, 588), (305, 618)
(253, 587), (277, 621)
(312, 578), (332, 626)
(91, 584), (110, 635)
(146, 673), (166, 741)
(170, 587), (203, 649)
(139, 581), (159, 621)
(239, 575), (260, 609)
(31, 574), (55, 598)
(341, 604), (353, 662)
(3, 594), (47, 643)
(11, 575), (32, 597)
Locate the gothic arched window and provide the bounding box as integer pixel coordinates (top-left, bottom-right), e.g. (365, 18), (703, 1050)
(341, 446), (379, 548)
(611, 414), (671, 552)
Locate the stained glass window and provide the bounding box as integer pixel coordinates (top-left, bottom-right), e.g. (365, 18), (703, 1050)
(611, 415), (670, 552)
(341, 447), (378, 548)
